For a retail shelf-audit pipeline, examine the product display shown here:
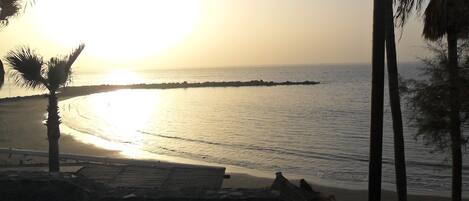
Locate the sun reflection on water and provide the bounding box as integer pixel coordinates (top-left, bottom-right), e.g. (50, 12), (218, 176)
(86, 90), (159, 156)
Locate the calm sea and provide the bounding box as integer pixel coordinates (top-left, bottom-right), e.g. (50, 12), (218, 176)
(2, 64), (468, 196)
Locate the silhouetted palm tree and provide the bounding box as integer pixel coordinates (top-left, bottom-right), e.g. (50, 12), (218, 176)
(396, 1), (469, 200)
(0, 0), (21, 27)
(0, 0), (21, 88)
(385, 0), (407, 200)
(369, 0), (386, 200)
(5, 44), (85, 173)
(0, 59), (4, 88)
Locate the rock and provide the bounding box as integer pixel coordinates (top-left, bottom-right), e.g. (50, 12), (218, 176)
(271, 172), (315, 201)
(271, 172), (335, 201)
(299, 179), (315, 193)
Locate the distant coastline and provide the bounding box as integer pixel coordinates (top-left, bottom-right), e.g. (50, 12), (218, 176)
(0, 80), (320, 102)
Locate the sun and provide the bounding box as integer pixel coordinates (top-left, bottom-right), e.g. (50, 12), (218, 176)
(104, 70), (145, 85)
(32, 0), (201, 62)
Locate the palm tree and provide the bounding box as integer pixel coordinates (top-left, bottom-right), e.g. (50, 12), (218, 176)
(0, 0), (21, 27)
(5, 44), (85, 173)
(395, 1), (469, 200)
(0, 0), (21, 88)
(369, 0), (386, 200)
(385, 0), (407, 200)
(0, 59), (4, 88)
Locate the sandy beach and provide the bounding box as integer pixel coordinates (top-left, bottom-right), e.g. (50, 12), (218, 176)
(0, 84), (465, 201)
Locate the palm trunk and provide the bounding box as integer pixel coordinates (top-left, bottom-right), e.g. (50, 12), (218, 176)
(369, 0), (386, 200)
(447, 31), (462, 201)
(384, 0), (408, 200)
(47, 91), (61, 173)
(0, 59), (4, 88)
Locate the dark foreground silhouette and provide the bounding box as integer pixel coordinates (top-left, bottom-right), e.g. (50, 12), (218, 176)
(0, 171), (334, 201)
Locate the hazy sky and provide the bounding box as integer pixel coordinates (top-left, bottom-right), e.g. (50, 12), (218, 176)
(0, 0), (426, 71)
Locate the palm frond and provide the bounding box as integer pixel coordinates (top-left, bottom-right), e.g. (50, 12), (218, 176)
(46, 57), (68, 90)
(5, 46), (46, 89)
(65, 44), (85, 69)
(449, 0), (469, 37)
(397, 0), (469, 39)
(395, 0), (428, 28)
(46, 44), (85, 90)
(0, 59), (4, 89)
(0, 0), (21, 27)
(422, 0), (448, 40)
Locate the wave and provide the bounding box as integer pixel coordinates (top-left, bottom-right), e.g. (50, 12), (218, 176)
(58, 83), (469, 196)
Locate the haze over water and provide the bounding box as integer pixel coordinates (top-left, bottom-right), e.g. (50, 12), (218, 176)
(38, 64), (468, 196)
(2, 0), (469, 200)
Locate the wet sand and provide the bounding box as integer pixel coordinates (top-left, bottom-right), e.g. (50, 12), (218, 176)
(0, 84), (464, 201)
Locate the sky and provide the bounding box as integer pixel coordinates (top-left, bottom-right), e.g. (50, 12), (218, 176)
(0, 0), (427, 71)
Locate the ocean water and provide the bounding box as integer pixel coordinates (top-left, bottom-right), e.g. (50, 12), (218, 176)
(3, 64), (468, 195)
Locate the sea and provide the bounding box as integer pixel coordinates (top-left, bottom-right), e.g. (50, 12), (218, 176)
(1, 63), (468, 196)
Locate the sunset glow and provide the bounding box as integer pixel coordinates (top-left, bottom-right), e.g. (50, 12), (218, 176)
(33, 0), (201, 62)
(89, 90), (158, 145)
(104, 70), (145, 85)
(1, 0), (468, 199)
(0, 0), (425, 70)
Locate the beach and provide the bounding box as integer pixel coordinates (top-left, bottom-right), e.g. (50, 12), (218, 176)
(1, 0), (467, 199)
(0, 84), (464, 201)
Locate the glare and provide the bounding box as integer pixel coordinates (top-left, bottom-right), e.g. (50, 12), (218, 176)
(60, 90), (164, 159)
(104, 70), (145, 85)
(60, 124), (147, 159)
(33, 0), (201, 62)
(89, 90), (159, 148)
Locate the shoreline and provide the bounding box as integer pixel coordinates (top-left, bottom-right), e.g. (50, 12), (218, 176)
(0, 80), (320, 101)
(0, 83), (466, 201)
